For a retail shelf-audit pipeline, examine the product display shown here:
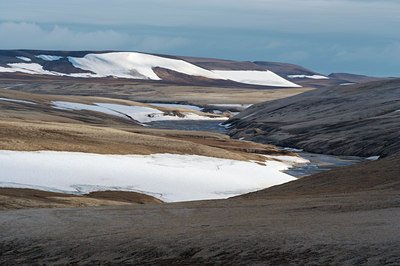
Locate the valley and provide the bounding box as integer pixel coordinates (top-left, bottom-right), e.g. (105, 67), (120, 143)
(0, 49), (399, 264)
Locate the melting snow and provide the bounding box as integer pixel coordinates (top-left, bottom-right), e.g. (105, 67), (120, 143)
(287, 74), (329, 80)
(366, 156), (380, 161)
(16, 56), (31, 62)
(51, 101), (228, 123)
(263, 155), (310, 171)
(147, 103), (203, 112)
(208, 103), (253, 108)
(0, 150), (298, 202)
(36, 55), (63, 61)
(212, 70), (301, 87)
(0, 97), (36, 104)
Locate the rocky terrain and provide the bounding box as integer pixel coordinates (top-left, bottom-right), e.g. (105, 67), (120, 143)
(227, 79), (400, 157)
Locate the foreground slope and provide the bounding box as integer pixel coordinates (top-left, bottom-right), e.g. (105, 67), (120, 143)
(1, 154), (399, 264)
(227, 79), (400, 157)
(238, 152), (400, 198)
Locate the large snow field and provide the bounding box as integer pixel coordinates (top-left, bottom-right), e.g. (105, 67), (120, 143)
(212, 70), (301, 87)
(51, 101), (228, 123)
(0, 150), (300, 202)
(68, 52), (225, 80)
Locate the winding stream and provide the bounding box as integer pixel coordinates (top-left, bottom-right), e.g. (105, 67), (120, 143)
(145, 119), (371, 177)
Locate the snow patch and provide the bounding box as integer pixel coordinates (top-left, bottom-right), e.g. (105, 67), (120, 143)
(16, 56), (31, 62)
(0, 97), (36, 104)
(0, 63), (62, 76)
(287, 74), (329, 80)
(282, 147), (304, 152)
(0, 63), (94, 77)
(0, 150), (297, 202)
(147, 103), (203, 112)
(263, 155), (310, 171)
(36, 55), (63, 61)
(213, 70), (301, 87)
(366, 156), (380, 161)
(208, 103), (253, 108)
(51, 101), (228, 123)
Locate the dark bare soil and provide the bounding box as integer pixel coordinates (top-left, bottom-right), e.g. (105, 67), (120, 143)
(228, 79), (400, 157)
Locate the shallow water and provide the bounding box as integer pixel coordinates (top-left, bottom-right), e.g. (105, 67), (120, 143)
(146, 120), (228, 134)
(283, 151), (369, 177)
(145, 120), (371, 177)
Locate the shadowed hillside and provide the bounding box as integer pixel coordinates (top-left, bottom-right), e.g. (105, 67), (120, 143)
(227, 79), (400, 157)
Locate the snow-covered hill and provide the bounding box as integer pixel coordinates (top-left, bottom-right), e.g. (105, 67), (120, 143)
(0, 50), (300, 88)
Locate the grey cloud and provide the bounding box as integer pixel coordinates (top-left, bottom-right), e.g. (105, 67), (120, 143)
(1, 0), (399, 35)
(0, 22), (188, 51)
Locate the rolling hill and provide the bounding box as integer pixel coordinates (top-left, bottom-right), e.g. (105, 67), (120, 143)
(226, 79), (400, 157)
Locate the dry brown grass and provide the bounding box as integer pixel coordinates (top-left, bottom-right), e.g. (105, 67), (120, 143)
(0, 119), (291, 162)
(0, 79), (314, 106)
(0, 188), (162, 210)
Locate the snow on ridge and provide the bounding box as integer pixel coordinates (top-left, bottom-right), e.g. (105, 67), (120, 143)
(0, 150), (298, 202)
(51, 101), (228, 123)
(1, 63), (61, 76)
(0, 63), (95, 77)
(36, 55), (63, 61)
(287, 74), (329, 80)
(16, 56), (31, 62)
(212, 70), (301, 87)
(68, 52), (226, 80)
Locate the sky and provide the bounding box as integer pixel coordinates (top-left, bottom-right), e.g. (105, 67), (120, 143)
(0, 0), (399, 76)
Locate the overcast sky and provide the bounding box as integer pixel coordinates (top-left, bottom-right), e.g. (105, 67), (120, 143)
(0, 0), (399, 76)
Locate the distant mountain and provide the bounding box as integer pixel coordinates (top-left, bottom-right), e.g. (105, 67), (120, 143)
(328, 73), (395, 84)
(0, 50), (299, 88)
(253, 61), (396, 88)
(178, 56), (395, 88)
(1, 50), (393, 89)
(226, 79), (400, 157)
